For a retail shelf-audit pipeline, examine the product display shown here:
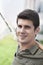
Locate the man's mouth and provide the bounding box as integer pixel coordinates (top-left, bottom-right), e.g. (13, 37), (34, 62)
(20, 34), (27, 38)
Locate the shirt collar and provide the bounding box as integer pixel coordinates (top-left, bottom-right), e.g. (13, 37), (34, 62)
(29, 44), (39, 54)
(16, 44), (39, 56)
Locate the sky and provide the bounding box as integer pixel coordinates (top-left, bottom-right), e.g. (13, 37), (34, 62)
(0, 0), (25, 27)
(0, 0), (25, 35)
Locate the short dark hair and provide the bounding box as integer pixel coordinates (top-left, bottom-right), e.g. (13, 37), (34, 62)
(17, 9), (40, 29)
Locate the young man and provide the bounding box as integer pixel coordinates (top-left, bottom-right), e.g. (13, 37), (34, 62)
(12, 9), (43, 65)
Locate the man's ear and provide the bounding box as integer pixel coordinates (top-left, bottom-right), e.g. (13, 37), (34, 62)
(35, 27), (40, 35)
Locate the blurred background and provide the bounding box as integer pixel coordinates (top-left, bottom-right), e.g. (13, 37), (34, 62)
(0, 0), (43, 65)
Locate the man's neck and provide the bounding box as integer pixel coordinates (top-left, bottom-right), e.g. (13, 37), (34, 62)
(19, 40), (36, 51)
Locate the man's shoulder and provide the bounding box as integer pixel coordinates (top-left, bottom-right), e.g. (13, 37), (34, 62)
(36, 40), (43, 50)
(35, 41), (43, 56)
(38, 43), (43, 50)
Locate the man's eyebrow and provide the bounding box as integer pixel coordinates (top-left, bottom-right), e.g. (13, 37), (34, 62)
(24, 25), (31, 28)
(24, 25), (31, 27)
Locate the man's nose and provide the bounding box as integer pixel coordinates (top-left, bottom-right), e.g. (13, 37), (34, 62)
(21, 27), (25, 33)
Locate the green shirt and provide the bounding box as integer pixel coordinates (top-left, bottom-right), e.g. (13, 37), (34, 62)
(12, 44), (43, 65)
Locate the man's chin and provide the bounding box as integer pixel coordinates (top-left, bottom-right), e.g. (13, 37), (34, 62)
(18, 40), (27, 44)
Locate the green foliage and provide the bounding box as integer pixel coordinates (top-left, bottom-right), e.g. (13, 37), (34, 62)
(40, 40), (43, 44)
(0, 34), (17, 65)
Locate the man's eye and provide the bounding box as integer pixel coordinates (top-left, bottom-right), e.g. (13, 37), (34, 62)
(25, 26), (31, 29)
(18, 25), (22, 28)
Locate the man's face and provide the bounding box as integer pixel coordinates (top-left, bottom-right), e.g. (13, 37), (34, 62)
(16, 19), (39, 44)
